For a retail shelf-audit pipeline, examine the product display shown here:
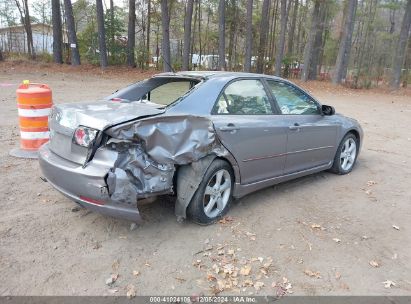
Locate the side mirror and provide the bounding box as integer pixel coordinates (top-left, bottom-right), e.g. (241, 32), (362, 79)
(322, 104), (335, 116)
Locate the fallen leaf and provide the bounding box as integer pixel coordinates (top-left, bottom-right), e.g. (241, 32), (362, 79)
(243, 279), (254, 287)
(145, 261), (151, 267)
(207, 274), (217, 281)
(212, 264), (220, 274)
(365, 189), (372, 195)
(369, 260), (380, 268)
(132, 270), (140, 276)
(333, 238), (341, 243)
(392, 253), (398, 260)
(392, 225), (400, 230)
(311, 223), (322, 229)
(108, 288), (118, 294)
(126, 284), (136, 298)
(260, 268), (268, 275)
(367, 180), (377, 186)
(383, 280), (396, 288)
(304, 269), (321, 278)
(105, 273), (119, 285)
(219, 216), (234, 224)
(93, 242), (102, 250)
(263, 261), (272, 268)
(335, 272), (341, 280)
(254, 281), (264, 291)
(112, 260), (120, 271)
(227, 249), (235, 255)
(223, 263), (235, 274)
(240, 265), (252, 276)
(246, 231), (256, 237)
(217, 280), (225, 291)
(339, 282), (350, 290)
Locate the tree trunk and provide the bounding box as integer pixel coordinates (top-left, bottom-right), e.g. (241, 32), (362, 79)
(0, 48), (3, 61)
(23, 0), (34, 58)
(51, 0), (63, 64)
(227, 0), (237, 70)
(110, 0), (114, 58)
(244, 0), (253, 72)
(218, 0), (226, 70)
(15, 0), (35, 58)
(183, 0), (194, 70)
(283, 0), (298, 77)
(287, 0), (298, 57)
(391, 0), (411, 89)
(127, 0), (136, 67)
(332, 0), (357, 84)
(301, 0), (321, 81)
(308, 2), (327, 80)
(274, 0), (288, 76)
(191, 0), (197, 59)
(64, 0), (81, 65)
(161, 0), (172, 72)
(146, 0), (151, 68)
(96, 0), (108, 68)
(198, 0), (202, 65)
(256, 0), (270, 73)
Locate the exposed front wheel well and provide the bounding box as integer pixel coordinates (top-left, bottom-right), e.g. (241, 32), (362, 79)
(347, 129), (360, 143)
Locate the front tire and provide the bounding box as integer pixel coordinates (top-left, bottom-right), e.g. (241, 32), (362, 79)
(330, 133), (358, 174)
(187, 159), (233, 225)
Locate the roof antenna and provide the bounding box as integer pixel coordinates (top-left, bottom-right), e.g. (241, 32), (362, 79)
(161, 52), (176, 74)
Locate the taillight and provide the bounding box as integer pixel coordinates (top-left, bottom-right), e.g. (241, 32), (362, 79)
(73, 126), (98, 147)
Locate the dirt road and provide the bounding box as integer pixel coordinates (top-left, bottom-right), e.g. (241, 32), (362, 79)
(1, 63), (410, 296)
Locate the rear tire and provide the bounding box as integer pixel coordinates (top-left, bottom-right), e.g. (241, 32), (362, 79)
(187, 159), (233, 225)
(330, 133), (358, 175)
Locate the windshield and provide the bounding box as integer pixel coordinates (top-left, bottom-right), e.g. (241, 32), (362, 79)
(107, 77), (201, 107)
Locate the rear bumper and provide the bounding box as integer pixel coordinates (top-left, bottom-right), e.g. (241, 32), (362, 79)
(38, 143), (141, 222)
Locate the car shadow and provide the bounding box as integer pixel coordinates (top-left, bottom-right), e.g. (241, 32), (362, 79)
(79, 160), (364, 231)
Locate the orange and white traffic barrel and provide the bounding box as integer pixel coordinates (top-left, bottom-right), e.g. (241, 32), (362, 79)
(10, 81), (52, 159)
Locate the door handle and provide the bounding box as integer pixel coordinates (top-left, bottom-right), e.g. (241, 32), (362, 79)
(289, 123), (300, 130)
(219, 123), (240, 132)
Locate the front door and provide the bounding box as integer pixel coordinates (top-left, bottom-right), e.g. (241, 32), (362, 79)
(212, 79), (288, 185)
(266, 80), (337, 174)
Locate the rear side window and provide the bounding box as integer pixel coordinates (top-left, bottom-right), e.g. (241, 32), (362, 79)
(213, 79), (273, 115)
(150, 81), (191, 105)
(267, 80), (320, 115)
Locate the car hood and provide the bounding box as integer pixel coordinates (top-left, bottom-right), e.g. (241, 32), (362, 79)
(53, 100), (165, 131)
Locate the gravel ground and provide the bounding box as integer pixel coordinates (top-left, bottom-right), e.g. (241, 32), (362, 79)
(0, 63), (410, 296)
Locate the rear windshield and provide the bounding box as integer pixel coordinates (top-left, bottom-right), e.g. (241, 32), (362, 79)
(107, 77), (200, 107)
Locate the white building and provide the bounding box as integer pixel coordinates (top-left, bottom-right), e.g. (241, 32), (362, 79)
(0, 23), (64, 54)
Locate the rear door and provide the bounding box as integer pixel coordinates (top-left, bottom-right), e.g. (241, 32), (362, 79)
(265, 80), (337, 174)
(211, 78), (288, 185)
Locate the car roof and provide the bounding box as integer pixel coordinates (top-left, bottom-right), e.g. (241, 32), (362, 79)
(153, 71), (284, 81)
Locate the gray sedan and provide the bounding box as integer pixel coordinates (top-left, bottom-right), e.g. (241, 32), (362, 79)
(39, 71), (363, 225)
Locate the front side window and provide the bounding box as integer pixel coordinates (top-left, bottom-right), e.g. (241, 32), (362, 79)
(213, 79), (273, 115)
(267, 80), (320, 115)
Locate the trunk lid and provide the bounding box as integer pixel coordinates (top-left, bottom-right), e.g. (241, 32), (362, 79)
(48, 100), (164, 164)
